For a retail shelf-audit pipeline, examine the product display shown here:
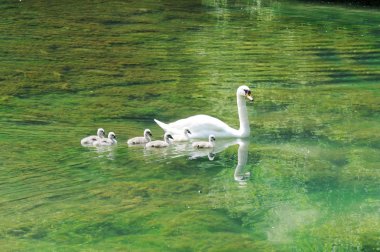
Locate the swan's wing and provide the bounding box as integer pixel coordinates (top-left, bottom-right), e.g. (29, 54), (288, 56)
(155, 115), (238, 138)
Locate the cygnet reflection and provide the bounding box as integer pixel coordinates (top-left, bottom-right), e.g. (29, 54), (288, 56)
(140, 136), (251, 183)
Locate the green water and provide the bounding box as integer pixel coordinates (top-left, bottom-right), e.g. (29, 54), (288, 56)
(1, 0), (379, 251)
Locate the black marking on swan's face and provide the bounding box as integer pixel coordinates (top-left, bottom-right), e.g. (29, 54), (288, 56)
(243, 87), (254, 101)
(185, 129), (191, 134)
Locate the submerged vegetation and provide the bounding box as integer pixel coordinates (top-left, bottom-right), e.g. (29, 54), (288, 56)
(0, 0), (379, 250)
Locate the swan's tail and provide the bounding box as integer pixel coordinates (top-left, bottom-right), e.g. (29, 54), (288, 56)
(154, 119), (169, 132)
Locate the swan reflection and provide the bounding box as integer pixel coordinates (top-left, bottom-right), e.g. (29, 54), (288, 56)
(140, 137), (250, 183)
(190, 138), (250, 183)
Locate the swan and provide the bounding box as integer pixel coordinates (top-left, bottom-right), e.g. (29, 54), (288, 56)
(146, 133), (173, 148)
(81, 128), (105, 146)
(127, 129), (152, 145)
(172, 128), (192, 142)
(192, 135), (216, 149)
(154, 85), (253, 138)
(93, 132), (117, 146)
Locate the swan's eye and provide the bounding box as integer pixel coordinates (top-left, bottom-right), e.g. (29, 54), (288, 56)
(244, 90), (251, 96)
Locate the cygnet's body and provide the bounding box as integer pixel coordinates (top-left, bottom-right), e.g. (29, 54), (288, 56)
(81, 128), (105, 146)
(127, 129), (152, 145)
(192, 135), (216, 149)
(172, 129), (191, 142)
(93, 132), (117, 146)
(146, 133), (173, 148)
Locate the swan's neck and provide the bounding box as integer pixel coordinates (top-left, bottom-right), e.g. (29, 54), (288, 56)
(234, 140), (249, 182)
(237, 94), (250, 137)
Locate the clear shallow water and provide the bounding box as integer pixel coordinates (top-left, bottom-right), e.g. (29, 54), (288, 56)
(0, 0), (379, 250)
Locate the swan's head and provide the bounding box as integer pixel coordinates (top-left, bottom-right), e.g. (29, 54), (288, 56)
(108, 132), (116, 139)
(164, 133), (174, 142)
(184, 128), (191, 135)
(97, 128), (105, 137)
(237, 85), (253, 101)
(209, 135), (216, 143)
(144, 129), (153, 137)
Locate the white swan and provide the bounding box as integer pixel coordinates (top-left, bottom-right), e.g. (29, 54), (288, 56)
(172, 128), (192, 142)
(154, 85), (253, 138)
(93, 132), (117, 146)
(127, 129), (152, 145)
(192, 135), (216, 149)
(146, 133), (173, 148)
(81, 128), (105, 146)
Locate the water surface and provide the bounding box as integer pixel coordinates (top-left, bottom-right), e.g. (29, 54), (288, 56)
(0, 0), (379, 251)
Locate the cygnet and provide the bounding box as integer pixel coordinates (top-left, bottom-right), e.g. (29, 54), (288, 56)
(127, 129), (152, 145)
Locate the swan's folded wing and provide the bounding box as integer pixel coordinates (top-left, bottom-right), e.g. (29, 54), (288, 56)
(157, 115), (238, 138)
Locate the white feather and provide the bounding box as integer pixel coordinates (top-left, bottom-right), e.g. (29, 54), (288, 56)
(154, 85), (253, 138)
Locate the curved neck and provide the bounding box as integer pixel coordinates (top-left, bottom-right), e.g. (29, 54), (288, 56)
(236, 94), (250, 137)
(234, 140), (249, 182)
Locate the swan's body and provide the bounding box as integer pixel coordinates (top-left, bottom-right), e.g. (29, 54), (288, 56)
(127, 129), (152, 145)
(154, 85), (253, 138)
(93, 132), (117, 146)
(192, 135), (216, 149)
(172, 129), (192, 142)
(146, 133), (173, 148)
(81, 128), (105, 146)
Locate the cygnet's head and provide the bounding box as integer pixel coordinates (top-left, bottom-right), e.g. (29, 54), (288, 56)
(144, 129), (152, 137)
(184, 128), (191, 135)
(108, 132), (116, 139)
(237, 85), (253, 101)
(209, 135), (216, 142)
(97, 128), (105, 137)
(164, 133), (174, 142)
